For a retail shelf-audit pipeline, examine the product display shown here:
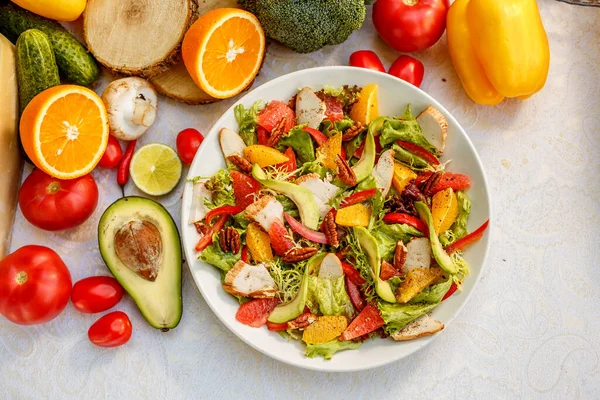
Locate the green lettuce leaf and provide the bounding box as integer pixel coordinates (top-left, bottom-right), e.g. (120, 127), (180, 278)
(234, 100), (263, 146)
(356, 175), (377, 191)
(321, 116), (354, 137)
(411, 277), (452, 304)
(205, 168), (235, 208)
(306, 339), (362, 360)
(372, 222), (423, 260)
(276, 195), (299, 218)
(307, 275), (354, 317)
(378, 302), (438, 334)
(232, 210), (250, 229)
(379, 105), (437, 154)
(278, 126), (316, 164)
(199, 239), (240, 273)
(441, 191), (472, 248)
(319, 85), (362, 113)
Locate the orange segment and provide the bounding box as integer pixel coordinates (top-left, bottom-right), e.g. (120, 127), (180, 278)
(182, 8), (266, 99)
(350, 84), (379, 126)
(316, 132), (342, 170)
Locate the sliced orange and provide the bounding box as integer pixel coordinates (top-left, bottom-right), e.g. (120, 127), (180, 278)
(182, 8), (266, 99)
(350, 84), (379, 126)
(317, 132), (342, 170)
(20, 85), (109, 180)
(431, 188), (459, 234)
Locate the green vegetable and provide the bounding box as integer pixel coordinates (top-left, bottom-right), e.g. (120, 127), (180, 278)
(378, 302), (437, 334)
(321, 115), (354, 137)
(354, 227), (396, 303)
(352, 130), (376, 183)
(15, 29), (60, 113)
(205, 169), (235, 208)
(199, 238), (240, 273)
(296, 159), (329, 178)
(277, 126), (315, 164)
(234, 100), (262, 146)
(308, 275), (354, 317)
(372, 222), (423, 260)
(239, 0), (366, 53)
(415, 202), (458, 274)
(268, 254), (315, 323)
(319, 85), (362, 113)
(411, 277), (452, 304)
(306, 339), (362, 360)
(232, 211), (250, 229)
(440, 191), (471, 246)
(276, 195), (299, 218)
(0, 3), (99, 86)
(379, 105), (437, 153)
(392, 144), (430, 170)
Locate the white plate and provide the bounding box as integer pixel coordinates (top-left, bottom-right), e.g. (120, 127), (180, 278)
(181, 66), (491, 372)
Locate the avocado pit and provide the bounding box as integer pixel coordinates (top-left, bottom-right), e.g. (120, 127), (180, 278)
(114, 219), (162, 281)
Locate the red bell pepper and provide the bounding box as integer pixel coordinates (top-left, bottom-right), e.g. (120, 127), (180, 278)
(415, 171), (471, 194)
(195, 214), (228, 252)
(275, 147), (297, 173)
(396, 140), (440, 165)
(444, 220), (489, 255)
(442, 282), (459, 301)
(340, 260), (366, 285)
(205, 205), (243, 225)
(383, 213), (428, 235)
(266, 321), (289, 331)
(340, 189), (377, 208)
(241, 246), (250, 263)
(354, 137), (383, 158)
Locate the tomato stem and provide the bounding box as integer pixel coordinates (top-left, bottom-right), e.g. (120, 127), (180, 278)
(404, 0), (418, 5)
(46, 181), (61, 194)
(15, 271), (28, 285)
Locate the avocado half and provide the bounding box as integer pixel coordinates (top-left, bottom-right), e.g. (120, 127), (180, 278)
(98, 196), (182, 330)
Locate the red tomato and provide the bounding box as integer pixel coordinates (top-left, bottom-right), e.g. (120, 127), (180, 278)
(71, 276), (124, 314)
(176, 128), (204, 165)
(257, 101), (295, 133)
(349, 50), (386, 72)
(98, 135), (122, 169)
(373, 0), (449, 52)
(88, 311), (132, 347)
(274, 147), (297, 173)
(230, 170), (261, 209)
(268, 219), (295, 256)
(323, 97), (344, 123)
(19, 169), (98, 231)
(388, 55), (425, 87)
(235, 298), (279, 328)
(0, 245), (72, 325)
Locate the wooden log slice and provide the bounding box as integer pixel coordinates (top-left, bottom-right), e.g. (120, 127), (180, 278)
(149, 61), (218, 105)
(83, 0), (198, 78)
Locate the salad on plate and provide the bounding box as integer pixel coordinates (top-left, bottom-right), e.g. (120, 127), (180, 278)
(188, 84), (489, 360)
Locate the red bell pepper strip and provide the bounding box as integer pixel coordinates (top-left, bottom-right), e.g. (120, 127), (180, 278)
(354, 137), (383, 158)
(266, 321), (289, 331)
(345, 275), (366, 312)
(340, 260), (366, 285)
(339, 303), (385, 341)
(205, 205), (243, 225)
(117, 140), (136, 196)
(275, 147), (297, 173)
(396, 140), (440, 166)
(415, 171), (471, 194)
(195, 214), (228, 252)
(241, 246), (250, 263)
(442, 282), (459, 301)
(383, 213), (428, 235)
(444, 220), (490, 255)
(340, 189), (377, 208)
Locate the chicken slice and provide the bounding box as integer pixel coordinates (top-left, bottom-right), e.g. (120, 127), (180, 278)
(372, 149), (395, 197)
(223, 261), (278, 298)
(404, 237), (432, 271)
(391, 314), (444, 341)
(296, 173), (339, 218)
(219, 127), (247, 159)
(244, 195), (284, 232)
(188, 180), (212, 225)
(296, 87), (326, 129)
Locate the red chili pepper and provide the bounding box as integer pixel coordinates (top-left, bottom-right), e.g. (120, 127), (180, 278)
(396, 141), (439, 165)
(266, 321), (289, 331)
(442, 282), (459, 301)
(340, 189), (377, 208)
(383, 213), (428, 235)
(205, 205), (243, 225)
(303, 127), (347, 159)
(444, 220), (490, 255)
(195, 214), (228, 252)
(241, 246), (250, 263)
(340, 260), (366, 285)
(117, 140), (137, 194)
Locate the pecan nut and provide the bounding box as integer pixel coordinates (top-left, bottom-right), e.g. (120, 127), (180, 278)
(419, 171), (443, 197)
(220, 227), (241, 254)
(288, 312), (317, 330)
(342, 121), (365, 142)
(194, 222), (208, 236)
(227, 154), (252, 173)
(266, 116), (287, 147)
(283, 247), (318, 263)
(394, 241), (408, 272)
(323, 209), (339, 247)
(335, 154), (357, 186)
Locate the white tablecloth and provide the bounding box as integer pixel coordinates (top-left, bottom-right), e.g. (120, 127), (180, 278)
(4, 1), (600, 398)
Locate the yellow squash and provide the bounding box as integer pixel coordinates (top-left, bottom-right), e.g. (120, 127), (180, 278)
(11, 0), (86, 22)
(446, 0), (549, 104)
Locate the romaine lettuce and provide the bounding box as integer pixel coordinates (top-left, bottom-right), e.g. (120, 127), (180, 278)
(307, 275), (354, 318)
(411, 277), (452, 304)
(306, 339), (362, 360)
(277, 126), (315, 164)
(379, 105), (437, 154)
(372, 222), (423, 260)
(378, 302), (437, 334)
(199, 238), (240, 273)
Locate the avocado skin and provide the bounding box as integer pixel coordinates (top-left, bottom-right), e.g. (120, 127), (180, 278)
(98, 196), (183, 330)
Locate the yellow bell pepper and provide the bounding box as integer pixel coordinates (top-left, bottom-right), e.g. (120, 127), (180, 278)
(447, 0), (550, 104)
(10, 0), (87, 22)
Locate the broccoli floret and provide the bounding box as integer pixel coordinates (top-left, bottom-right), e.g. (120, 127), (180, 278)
(239, 0), (366, 53)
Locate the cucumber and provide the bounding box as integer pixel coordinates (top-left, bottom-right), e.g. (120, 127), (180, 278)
(15, 29), (60, 113)
(0, 3), (99, 86)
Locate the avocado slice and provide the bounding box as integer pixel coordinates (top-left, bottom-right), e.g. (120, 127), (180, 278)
(268, 254), (322, 323)
(98, 196), (182, 330)
(415, 201), (458, 274)
(353, 227), (396, 303)
(351, 130), (376, 183)
(252, 164), (320, 230)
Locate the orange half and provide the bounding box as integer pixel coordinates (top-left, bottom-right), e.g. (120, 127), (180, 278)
(20, 85), (109, 179)
(182, 8), (266, 99)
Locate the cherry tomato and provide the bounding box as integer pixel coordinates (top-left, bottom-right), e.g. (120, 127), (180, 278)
(388, 55), (425, 87)
(19, 169), (99, 231)
(0, 245), (72, 325)
(176, 128), (204, 165)
(373, 0), (449, 52)
(349, 50), (386, 72)
(98, 135), (122, 169)
(88, 311), (132, 347)
(71, 276), (124, 314)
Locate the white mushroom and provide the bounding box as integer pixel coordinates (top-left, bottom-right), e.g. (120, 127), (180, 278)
(417, 105), (447, 155)
(219, 127), (247, 158)
(296, 173), (339, 218)
(245, 195), (284, 231)
(372, 149), (395, 197)
(223, 261), (278, 298)
(404, 237), (432, 271)
(318, 253), (344, 280)
(101, 77), (158, 141)
(391, 314), (444, 341)
(296, 87), (326, 129)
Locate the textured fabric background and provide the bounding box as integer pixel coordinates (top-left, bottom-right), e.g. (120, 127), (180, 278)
(3, 1), (600, 398)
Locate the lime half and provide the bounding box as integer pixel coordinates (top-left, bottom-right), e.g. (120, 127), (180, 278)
(130, 143), (182, 196)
